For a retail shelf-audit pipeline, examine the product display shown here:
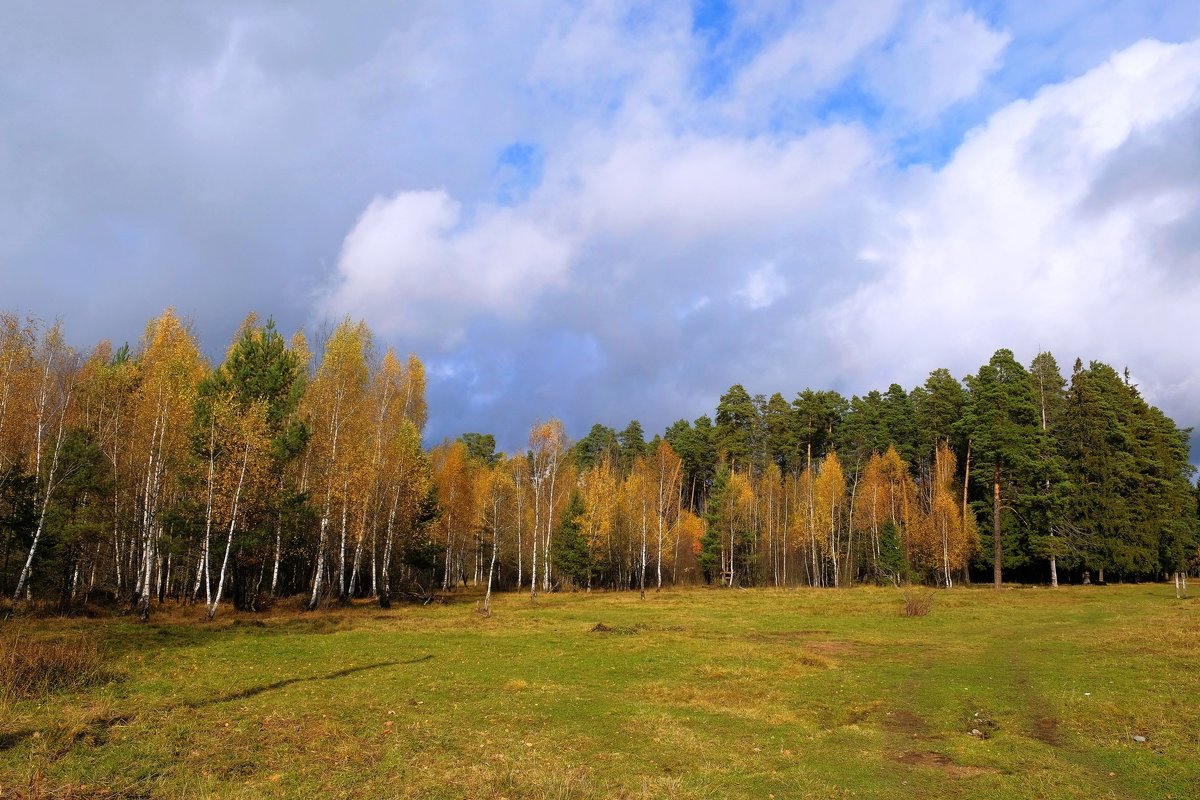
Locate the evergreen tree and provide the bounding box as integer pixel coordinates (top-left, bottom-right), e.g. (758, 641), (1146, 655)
(617, 420), (647, 474)
(1125, 385), (1195, 580)
(698, 467), (729, 582)
(0, 461), (36, 598)
(763, 392), (793, 473)
(1056, 360), (1183, 581)
(573, 423), (619, 473)
(42, 428), (113, 610)
(195, 316), (308, 612)
(877, 520), (903, 585)
(665, 416), (717, 513)
(963, 349), (1039, 589)
(913, 367), (966, 458)
(460, 432), (500, 467)
(792, 389), (846, 467)
(837, 391), (887, 462)
(715, 385), (756, 470)
(552, 491), (592, 589)
(881, 383), (919, 466)
(1028, 352), (1071, 585)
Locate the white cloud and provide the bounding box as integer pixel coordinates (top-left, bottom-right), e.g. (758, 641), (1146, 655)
(321, 190), (572, 346)
(317, 10), (1200, 447)
(864, 1), (1010, 121)
(730, 0), (905, 120)
(10, 0), (1196, 450)
(737, 264), (787, 309)
(570, 124), (876, 241)
(831, 38), (1200, 420)
(321, 98), (877, 355)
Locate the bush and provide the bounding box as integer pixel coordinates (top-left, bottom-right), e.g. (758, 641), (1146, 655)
(901, 589), (934, 617)
(0, 628), (105, 702)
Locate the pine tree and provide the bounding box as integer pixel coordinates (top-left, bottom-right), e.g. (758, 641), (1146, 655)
(716, 385), (755, 470)
(617, 420), (647, 474)
(1028, 352), (1070, 586)
(573, 423), (618, 473)
(913, 367), (966, 459)
(963, 349), (1039, 590)
(792, 389), (846, 468)
(699, 467), (729, 583)
(880, 384), (919, 467)
(763, 392), (794, 474)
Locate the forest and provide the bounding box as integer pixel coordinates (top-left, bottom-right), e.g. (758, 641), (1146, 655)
(1, 308), (1196, 618)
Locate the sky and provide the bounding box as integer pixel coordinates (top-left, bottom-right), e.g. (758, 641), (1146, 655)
(2, 0), (1200, 455)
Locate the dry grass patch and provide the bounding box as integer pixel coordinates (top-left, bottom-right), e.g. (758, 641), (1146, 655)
(0, 627), (108, 703)
(894, 750), (999, 778)
(900, 589), (935, 617)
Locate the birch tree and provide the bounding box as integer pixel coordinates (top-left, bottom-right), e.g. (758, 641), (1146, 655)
(527, 419), (566, 599)
(129, 309), (206, 619)
(811, 451), (847, 587)
(650, 439), (683, 591)
(195, 316), (307, 615)
(305, 319), (371, 609)
(481, 460), (514, 614)
(378, 418), (430, 607)
(13, 323), (80, 601)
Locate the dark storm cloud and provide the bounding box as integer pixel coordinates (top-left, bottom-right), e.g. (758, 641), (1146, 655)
(0, 1), (553, 350)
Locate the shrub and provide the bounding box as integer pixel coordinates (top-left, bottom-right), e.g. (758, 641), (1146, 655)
(901, 589), (934, 617)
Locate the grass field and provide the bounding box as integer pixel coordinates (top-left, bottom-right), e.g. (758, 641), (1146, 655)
(1, 585), (1197, 799)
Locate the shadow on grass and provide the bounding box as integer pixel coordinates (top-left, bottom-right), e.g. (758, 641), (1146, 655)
(0, 655), (434, 753)
(183, 654), (433, 708)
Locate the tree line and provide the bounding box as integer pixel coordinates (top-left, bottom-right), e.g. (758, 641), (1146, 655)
(1, 310), (1196, 618)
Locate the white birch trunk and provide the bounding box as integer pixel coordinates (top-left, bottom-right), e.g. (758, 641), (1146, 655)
(309, 391), (342, 610)
(208, 441), (250, 619)
(639, 493), (648, 600)
(483, 494), (500, 615)
(530, 473), (540, 600)
(337, 486), (349, 599)
(544, 449), (559, 592)
(14, 377), (73, 601)
(379, 486), (400, 606)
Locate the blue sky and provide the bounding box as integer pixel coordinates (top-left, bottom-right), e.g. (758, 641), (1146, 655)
(2, 0), (1199, 455)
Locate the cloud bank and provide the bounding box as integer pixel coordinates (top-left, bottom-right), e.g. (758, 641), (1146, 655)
(3, 1), (1199, 454)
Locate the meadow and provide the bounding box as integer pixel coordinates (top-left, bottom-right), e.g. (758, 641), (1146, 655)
(1, 585), (1196, 799)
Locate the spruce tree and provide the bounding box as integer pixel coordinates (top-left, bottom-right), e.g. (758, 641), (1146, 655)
(551, 491), (592, 589)
(1060, 361), (1146, 580)
(699, 467), (730, 583)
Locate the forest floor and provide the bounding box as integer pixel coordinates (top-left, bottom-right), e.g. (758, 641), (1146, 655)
(1, 584), (1197, 799)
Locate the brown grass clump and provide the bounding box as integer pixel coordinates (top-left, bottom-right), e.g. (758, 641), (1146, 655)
(0, 627), (106, 702)
(901, 589), (934, 617)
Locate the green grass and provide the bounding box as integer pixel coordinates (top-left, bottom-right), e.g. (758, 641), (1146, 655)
(2, 585), (1197, 798)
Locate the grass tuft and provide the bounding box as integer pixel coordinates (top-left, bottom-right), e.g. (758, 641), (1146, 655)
(0, 627), (107, 703)
(900, 589), (935, 617)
